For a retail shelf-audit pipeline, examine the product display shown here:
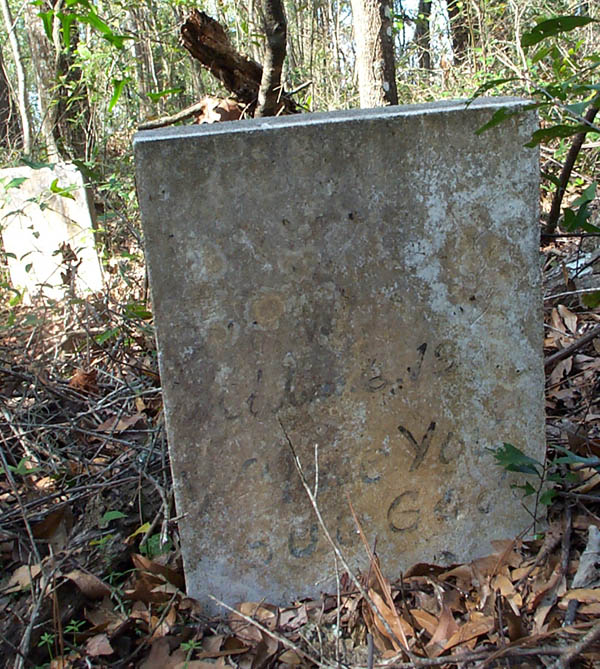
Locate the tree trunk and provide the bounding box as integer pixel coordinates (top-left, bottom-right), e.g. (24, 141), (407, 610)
(0, 46), (20, 150)
(24, 0), (59, 159)
(446, 0), (471, 65)
(24, 1), (91, 160)
(350, 0), (397, 108)
(0, 0), (31, 153)
(255, 0), (287, 117)
(414, 0), (432, 70)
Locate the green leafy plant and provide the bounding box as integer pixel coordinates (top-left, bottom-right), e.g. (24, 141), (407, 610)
(0, 457), (40, 477)
(471, 13), (599, 235)
(489, 443), (556, 508)
(64, 618), (86, 645)
(38, 632), (55, 661)
(140, 533), (173, 559)
(180, 638), (203, 668)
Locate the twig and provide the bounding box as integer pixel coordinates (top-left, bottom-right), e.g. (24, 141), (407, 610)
(119, 590), (181, 665)
(544, 324), (600, 368)
(278, 417), (411, 658)
(334, 554), (341, 667)
(367, 633), (374, 669)
(207, 594), (333, 668)
(0, 416), (41, 565)
(550, 619), (600, 669)
(15, 567), (58, 669)
(544, 287), (600, 302)
(137, 100), (208, 130)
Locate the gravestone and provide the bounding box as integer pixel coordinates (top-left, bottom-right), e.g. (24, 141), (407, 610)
(0, 163), (102, 303)
(134, 97), (544, 609)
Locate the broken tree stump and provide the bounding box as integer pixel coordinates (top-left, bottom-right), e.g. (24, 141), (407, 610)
(181, 10), (296, 116)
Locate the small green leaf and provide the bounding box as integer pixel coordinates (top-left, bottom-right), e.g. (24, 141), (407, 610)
(524, 123), (590, 147)
(20, 157), (53, 170)
(468, 78), (519, 102)
(57, 11), (77, 49)
(108, 78), (128, 112)
(4, 177), (27, 189)
(147, 87), (184, 102)
(539, 489), (557, 506)
(124, 303), (152, 320)
(95, 327), (120, 344)
(476, 107), (516, 135)
(49, 178), (76, 200)
(530, 44), (552, 64)
(522, 15), (596, 48)
(581, 291), (600, 309)
(101, 510), (127, 524)
(490, 443), (542, 476)
(37, 10), (55, 41)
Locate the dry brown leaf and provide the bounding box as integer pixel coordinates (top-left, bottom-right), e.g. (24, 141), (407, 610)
(140, 638), (186, 669)
(32, 505), (72, 542)
(427, 604), (459, 655)
(96, 412), (145, 433)
(548, 357), (573, 394)
(65, 570), (111, 599)
(560, 588), (600, 604)
(85, 633), (113, 657)
(230, 602), (277, 646)
(3, 563), (42, 593)
(69, 368), (98, 394)
(361, 598), (394, 652)
(152, 605), (177, 639)
(579, 602), (600, 615)
(369, 587), (413, 647)
(174, 663), (224, 669)
(442, 612), (494, 652)
(558, 304), (578, 334)
(131, 553), (185, 589)
(277, 649), (302, 664)
(85, 596), (128, 635)
(409, 609), (439, 636)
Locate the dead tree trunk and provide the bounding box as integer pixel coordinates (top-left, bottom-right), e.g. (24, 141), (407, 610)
(180, 9), (295, 116)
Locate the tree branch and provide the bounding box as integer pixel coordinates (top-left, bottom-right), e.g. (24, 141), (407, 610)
(544, 103), (599, 236)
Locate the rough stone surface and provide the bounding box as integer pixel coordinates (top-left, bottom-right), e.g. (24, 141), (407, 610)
(134, 98), (544, 610)
(0, 163), (102, 303)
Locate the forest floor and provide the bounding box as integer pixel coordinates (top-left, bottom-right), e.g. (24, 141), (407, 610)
(1, 231), (600, 669)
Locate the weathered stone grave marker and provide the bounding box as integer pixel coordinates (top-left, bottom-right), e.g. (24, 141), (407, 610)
(134, 98), (544, 609)
(0, 162), (102, 304)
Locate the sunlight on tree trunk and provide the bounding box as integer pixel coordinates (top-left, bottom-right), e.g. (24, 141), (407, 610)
(350, 0), (398, 108)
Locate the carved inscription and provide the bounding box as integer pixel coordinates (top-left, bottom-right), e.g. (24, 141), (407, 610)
(398, 421), (436, 472)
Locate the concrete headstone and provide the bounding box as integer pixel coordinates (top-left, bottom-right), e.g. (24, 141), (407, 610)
(134, 98), (544, 609)
(0, 162), (102, 303)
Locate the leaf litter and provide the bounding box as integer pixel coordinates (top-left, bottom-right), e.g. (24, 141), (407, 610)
(1, 236), (600, 666)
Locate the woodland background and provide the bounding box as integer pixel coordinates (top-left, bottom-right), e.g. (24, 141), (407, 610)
(1, 1), (600, 668)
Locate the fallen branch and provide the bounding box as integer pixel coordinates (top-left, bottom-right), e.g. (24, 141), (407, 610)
(207, 594), (331, 669)
(544, 324), (600, 368)
(137, 100), (208, 130)
(180, 9), (297, 116)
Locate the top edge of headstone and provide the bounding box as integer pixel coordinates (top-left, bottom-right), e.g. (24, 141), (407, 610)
(133, 96), (531, 145)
